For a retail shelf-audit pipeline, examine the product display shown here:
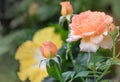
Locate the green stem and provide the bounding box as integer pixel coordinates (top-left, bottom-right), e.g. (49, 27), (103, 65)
(67, 43), (80, 81)
(69, 50), (76, 68)
(68, 43), (77, 70)
(112, 39), (116, 59)
(92, 53), (97, 82)
(54, 64), (63, 82)
(68, 77), (73, 82)
(96, 65), (111, 82)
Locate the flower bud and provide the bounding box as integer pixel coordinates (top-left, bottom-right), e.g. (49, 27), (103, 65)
(40, 41), (58, 59)
(60, 1), (73, 16)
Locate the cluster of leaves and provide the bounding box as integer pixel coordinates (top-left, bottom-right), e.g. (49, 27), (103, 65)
(46, 43), (107, 81)
(46, 39), (120, 82)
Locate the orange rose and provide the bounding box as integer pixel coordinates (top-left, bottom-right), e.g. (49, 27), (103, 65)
(60, 1), (73, 16)
(40, 41), (58, 58)
(67, 10), (115, 52)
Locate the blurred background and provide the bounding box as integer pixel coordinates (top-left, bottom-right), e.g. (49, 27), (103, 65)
(0, 0), (120, 82)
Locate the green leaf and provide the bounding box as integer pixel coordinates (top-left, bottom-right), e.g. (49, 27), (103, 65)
(49, 24), (69, 41)
(99, 59), (112, 70)
(86, 52), (105, 70)
(75, 71), (89, 78)
(62, 71), (75, 82)
(100, 80), (111, 82)
(46, 57), (63, 81)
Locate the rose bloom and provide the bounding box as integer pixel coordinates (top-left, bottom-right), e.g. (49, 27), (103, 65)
(67, 10), (115, 52)
(60, 1), (73, 16)
(40, 41), (58, 59)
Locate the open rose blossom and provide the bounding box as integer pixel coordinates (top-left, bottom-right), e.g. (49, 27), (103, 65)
(67, 10), (115, 52)
(60, 1), (73, 16)
(40, 41), (58, 59)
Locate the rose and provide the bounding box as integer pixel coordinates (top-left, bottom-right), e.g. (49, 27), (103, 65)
(40, 41), (58, 58)
(67, 10), (115, 52)
(60, 1), (73, 16)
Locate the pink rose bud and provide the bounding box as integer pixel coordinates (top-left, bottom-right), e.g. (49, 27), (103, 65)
(40, 41), (58, 59)
(60, 1), (73, 16)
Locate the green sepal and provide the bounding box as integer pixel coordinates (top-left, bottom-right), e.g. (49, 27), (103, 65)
(46, 56), (63, 81)
(108, 26), (119, 40)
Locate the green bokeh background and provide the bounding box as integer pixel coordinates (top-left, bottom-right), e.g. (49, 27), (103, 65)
(0, 0), (120, 82)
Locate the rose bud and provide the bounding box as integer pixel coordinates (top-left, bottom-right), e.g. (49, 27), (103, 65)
(60, 1), (73, 16)
(40, 41), (58, 59)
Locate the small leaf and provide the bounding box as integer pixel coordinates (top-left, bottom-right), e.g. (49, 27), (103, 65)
(75, 71), (89, 78)
(62, 71), (75, 82)
(99, 59), (112, 70)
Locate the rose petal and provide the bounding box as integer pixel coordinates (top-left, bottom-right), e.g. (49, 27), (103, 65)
(66, 30), (81, 42)
(68, 11), (113, 40)
(60, 1), (73, 16)
(100, 35), (112, 49)
(103, 30), (108, 35)
(90, 35), (104, 44)
(80, 39), (99, 52)
(82, 31), (95, 36)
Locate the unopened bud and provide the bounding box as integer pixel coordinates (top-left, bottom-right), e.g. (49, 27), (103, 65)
(40, 41), (58, 59)
(60, 1), (73, 16)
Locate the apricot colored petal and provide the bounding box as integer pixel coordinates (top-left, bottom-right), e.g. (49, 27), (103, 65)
(90, 35), (104, 44)
(80, 39), (99, 52)
(60, 1), (73, 16)
(82, 31), (95, 37)
(103, 30), (108, 35)
(66, 30), (81, 42)
(100, 35), (112, 49)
